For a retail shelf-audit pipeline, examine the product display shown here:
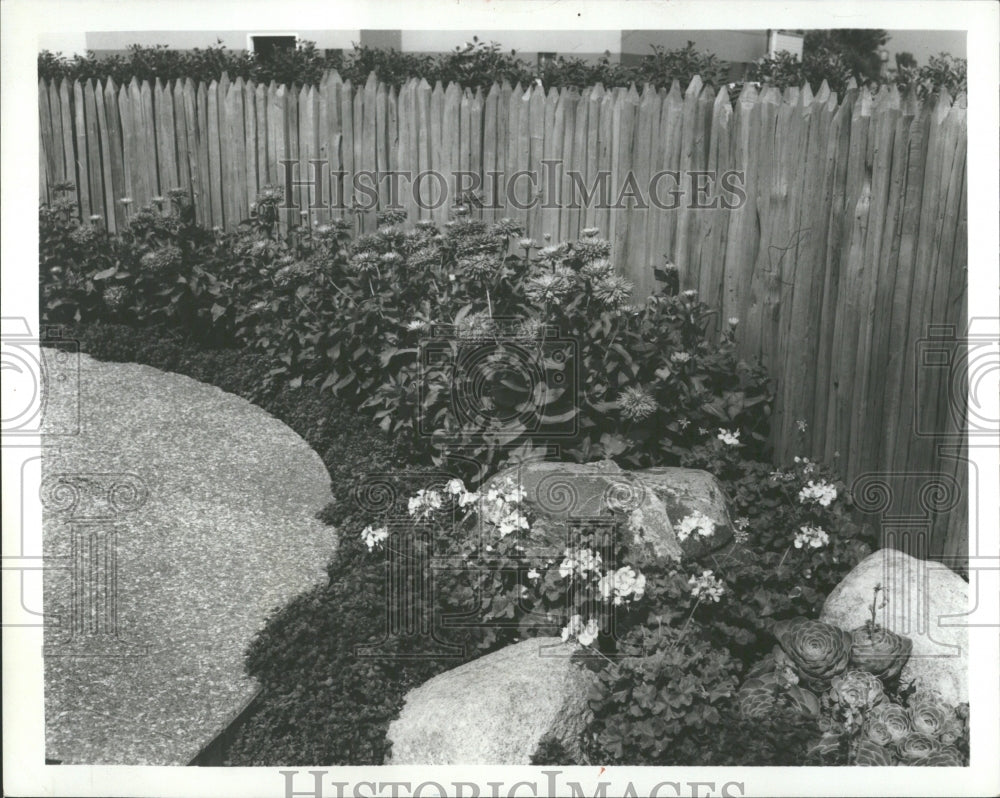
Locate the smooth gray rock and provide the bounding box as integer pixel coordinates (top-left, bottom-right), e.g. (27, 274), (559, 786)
(483, 460), (734, 561)
(820, 548), (968, 705)
(386, 637), (596, 764)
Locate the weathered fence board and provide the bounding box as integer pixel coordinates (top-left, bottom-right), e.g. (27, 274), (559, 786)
(38, 71), (970, 565)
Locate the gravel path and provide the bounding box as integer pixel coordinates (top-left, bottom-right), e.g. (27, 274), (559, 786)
(42, 352), (336, 764)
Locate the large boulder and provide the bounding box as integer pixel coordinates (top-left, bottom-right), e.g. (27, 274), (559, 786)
(820, 548), (968, 705)
(483, 460), (734, 561)
(386, 637), (596, 765)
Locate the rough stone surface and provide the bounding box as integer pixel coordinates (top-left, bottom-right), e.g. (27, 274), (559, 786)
(386, 637), (596, 765)
(820, 548), (968, 705)
(42, 352), (336, 764)
(484, 460), (733, 561)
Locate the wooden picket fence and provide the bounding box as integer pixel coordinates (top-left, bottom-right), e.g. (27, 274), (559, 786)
(38, 71), (968, 567)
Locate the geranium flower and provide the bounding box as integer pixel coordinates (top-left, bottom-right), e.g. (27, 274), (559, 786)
(676, 511), (716, 542)
(407, 488), (443, 520)
(598, 565), (646, 605)
(561, 614), (598, 646)
(717, 428), (741, 446)
(798, 479), (838, 506)
(794, 525), (830, 549)
(688, 569), (725, 602)
(361, 525), (389, 551)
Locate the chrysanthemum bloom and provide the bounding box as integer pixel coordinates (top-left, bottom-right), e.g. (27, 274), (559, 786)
(581, 227), (601, 238)
(579, 258), (614, 283)
(591, 274), (634, 310)
(517, 237), (536, 250)
(573, 237), (612, 262)
(455, 311), (496, 341)
(515, 317), (546, 342)
(102, 286), (128, 312)
(524, 268), (576, 304)
(492, 218), (523, 238)
(458, 253), (501, 280)
(140, 245), (182, 277)
(617, 385), (658, 421)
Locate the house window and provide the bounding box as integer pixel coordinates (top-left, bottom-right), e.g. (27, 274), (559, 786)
(537, 52), (556, 69)
(248, 35), (298, 60)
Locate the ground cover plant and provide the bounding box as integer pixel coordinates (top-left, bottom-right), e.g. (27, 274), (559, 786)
(39, 186), (967, 766)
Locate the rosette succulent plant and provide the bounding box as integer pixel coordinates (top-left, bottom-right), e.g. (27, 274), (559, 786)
(913, 746), (964, 766)
(908, 691), (958, 738)
(772, 617), (852, 692)
(830, 670), (885, 713)
(738, 652), (820, 720)
(854, 738), (894, 766)
(850, 626), (913, 681)
(895, 731), (941, 762)
(867, 702), (912, 744)
(849, 585), (914, 681)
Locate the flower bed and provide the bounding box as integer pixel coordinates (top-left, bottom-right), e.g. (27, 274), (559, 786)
(39, 188), (967, 766)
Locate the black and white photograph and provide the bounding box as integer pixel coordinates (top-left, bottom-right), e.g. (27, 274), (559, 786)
(3, 2), (998, 796)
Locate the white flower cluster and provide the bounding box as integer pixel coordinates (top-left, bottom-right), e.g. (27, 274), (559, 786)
(798, 479), (838, 507)
(794, 524), (830, 549)
(559, 547), (603, 580)
(676, 511), (716, 542)
(361, 525), (389, 551)
(445, 477), (481, 508)
(733, 516), (750, 544)
(717, 428), (741, 446)
(688, 569), (725, 602)
(670, 351), (691, 364)
(561, 614), (599, 646)
(598, 565), (647, 605)
(407, 488), (443, 520)
(793, 455), (816, 474)
(479, 476), (529, 537)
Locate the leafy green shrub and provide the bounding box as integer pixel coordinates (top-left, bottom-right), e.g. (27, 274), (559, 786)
(38, 38), (728, 93)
